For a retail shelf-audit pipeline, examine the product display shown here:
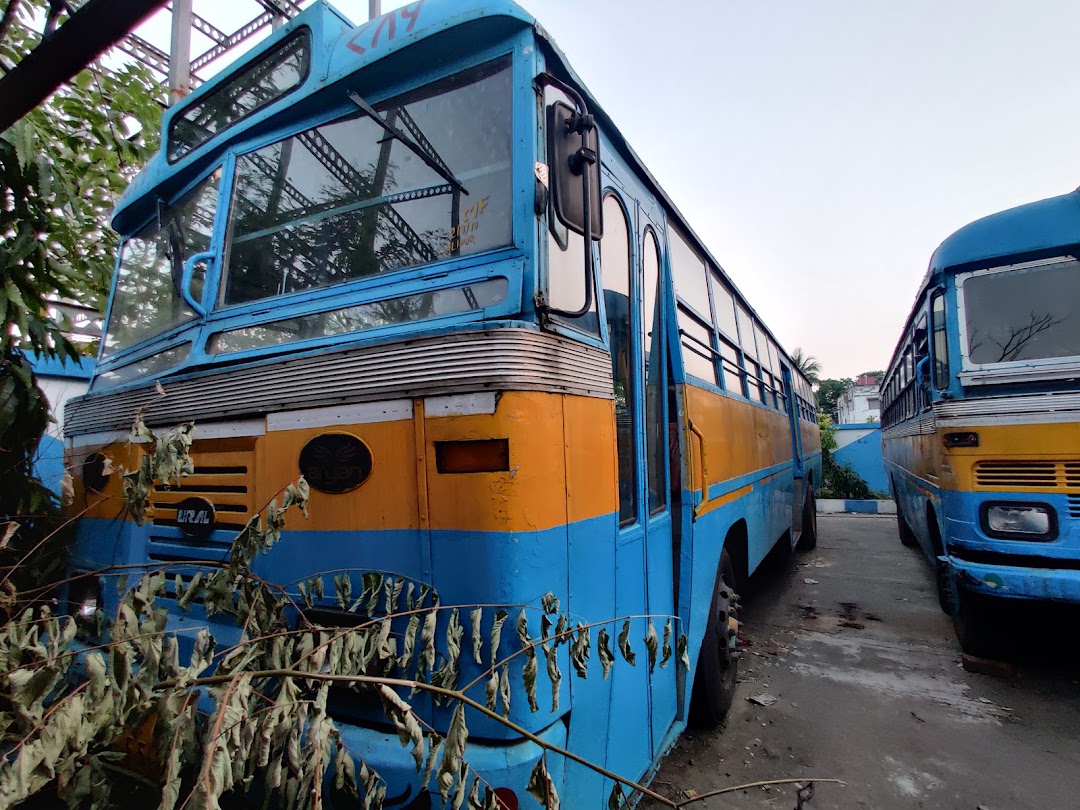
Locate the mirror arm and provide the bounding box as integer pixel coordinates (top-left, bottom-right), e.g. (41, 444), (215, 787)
(535, 73), (598, 320)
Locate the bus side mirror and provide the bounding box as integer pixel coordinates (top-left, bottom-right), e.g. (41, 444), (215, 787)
(547, 100), (602, 240)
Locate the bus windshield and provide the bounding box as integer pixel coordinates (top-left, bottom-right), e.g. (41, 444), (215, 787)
(104, 171), (220, 355)
(103, 55), (512, 358)
(222, 56), (512, 306)
(961, 256), (1080, 366)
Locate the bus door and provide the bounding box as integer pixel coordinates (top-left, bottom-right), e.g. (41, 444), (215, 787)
(781, 364), (805, 541)
(638, 212), (678, 750)
(598, 190), (676, 776)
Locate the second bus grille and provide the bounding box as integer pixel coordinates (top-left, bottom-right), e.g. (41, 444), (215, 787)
(974, 461), (1064, 489)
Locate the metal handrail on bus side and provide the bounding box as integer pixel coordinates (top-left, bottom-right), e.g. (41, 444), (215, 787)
(687, 419), (709, 518)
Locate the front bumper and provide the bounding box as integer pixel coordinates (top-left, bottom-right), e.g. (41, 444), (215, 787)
(948, 555), (1080, 602)
(335, 719), (566, 809)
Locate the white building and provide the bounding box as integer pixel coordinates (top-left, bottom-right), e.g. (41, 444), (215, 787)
(837, 374), (881, 424)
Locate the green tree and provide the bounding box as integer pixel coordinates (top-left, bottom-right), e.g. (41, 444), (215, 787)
(1, 0), (164, 580)
(789, 347), (821, 384)
(815, 377), (853, 422)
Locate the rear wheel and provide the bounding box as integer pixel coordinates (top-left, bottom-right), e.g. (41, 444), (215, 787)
(796, 484), (818, 551)
(689, 549), (739, 728)
(897, 508), (918, 548)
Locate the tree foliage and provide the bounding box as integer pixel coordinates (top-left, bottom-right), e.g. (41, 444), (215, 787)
(0, 0), (165, 590)
(814, 378), (852, 422)
(788, 348), (820, 385)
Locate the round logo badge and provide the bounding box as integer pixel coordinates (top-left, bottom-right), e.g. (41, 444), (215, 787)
(174, 496), (216, 538)
(299, 433), (373, 494)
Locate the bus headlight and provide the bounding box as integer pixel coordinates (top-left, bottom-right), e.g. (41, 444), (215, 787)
(68, 573), (103, 635)
(980, 502), (1056, 540)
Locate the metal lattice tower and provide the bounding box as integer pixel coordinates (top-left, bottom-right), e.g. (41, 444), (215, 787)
(122, 0), (383, 105)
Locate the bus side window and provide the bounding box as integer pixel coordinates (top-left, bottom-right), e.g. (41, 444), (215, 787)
(601, 194), (638, 526)
(931, 291), (949, 390)
(643, 229), (667, 516)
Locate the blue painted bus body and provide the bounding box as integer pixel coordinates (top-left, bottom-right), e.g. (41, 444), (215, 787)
(63, 1), (821, 804)
(883, 189), (1080, 652)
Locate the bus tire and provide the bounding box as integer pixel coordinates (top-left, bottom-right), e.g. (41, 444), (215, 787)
(795, 484), (817, 551)
(689, 549), (739, 728)
(897, 508), (918, 548)
(952, 587), (1008, 660)
(928, 509), (954, 615)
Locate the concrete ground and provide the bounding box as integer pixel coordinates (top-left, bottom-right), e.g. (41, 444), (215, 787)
(643, 515), (1080, 809)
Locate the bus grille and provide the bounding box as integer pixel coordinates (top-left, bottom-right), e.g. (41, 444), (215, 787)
(1069, 495), (1080, 519)
(151, 448), (255, 535)
(973, 461), (1077, 490)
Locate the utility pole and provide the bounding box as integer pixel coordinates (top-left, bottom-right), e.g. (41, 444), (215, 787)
(369, 0), (381, 20)
(167, 0), (193, 104)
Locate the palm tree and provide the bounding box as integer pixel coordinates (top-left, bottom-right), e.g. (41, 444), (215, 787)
(790, 347), (821, 385)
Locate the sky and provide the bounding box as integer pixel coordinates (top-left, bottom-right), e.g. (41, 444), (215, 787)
(130, 0), (1080, 380)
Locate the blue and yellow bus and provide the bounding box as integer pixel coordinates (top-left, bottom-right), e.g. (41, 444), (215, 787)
(882, 190), (1080, 658)
(64, 0), (820, 803)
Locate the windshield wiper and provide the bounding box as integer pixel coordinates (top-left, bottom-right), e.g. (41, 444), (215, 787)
(346, 90), (468, 196)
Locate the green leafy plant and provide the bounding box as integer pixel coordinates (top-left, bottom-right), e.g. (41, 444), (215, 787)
(816, 413), (884, 500)
(0, 0), (165, 607)
(0, 417), (840, 809)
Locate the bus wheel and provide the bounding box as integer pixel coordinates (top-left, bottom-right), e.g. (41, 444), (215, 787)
(795, 484), (818, 551)
(689, 549), (739, 728)
(953, 587), (1009, 660)
(897, 508), (918, 548)
(928, 514), (954, 615)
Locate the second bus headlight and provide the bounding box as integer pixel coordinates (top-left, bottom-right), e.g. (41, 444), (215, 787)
(982, 503), (1055, 538)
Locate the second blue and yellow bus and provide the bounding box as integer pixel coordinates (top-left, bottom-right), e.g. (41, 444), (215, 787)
(883, 189), (1080, 658)
(63, 0), (820, 804)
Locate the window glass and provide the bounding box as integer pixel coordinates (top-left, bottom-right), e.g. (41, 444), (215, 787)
(678, 308), (717, 384)
(601, 196), (637, 526)
(718, 336), (742, 394)
(736, 305), (756, 358)
(209, 278), (507, 354)
(962, 257), (1080, 365)
(754, 322), (772, 372)
(91, 344), (190, 392)
(669, 227), (709, 315)
(223, 57), (512, 305)
(766, 339), (779, 376)
(169, 30), (309, 163)
(104, 172), (219, 354)
(932, 291), (949, 389)
(642, 230), (666, 515)
(745, 358), (763, 402)
(709, 271), (738, 340)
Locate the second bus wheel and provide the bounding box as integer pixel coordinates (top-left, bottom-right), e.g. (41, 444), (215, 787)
(689, 549), (739, 728)
(796, 484), (818, 551)
(952, 587), (1011, 661)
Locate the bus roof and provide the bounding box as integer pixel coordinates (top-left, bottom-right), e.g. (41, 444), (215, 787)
(112, 0), (814, 390)
(886, 187), (1080, 386)
(928, 188), (1080, 277)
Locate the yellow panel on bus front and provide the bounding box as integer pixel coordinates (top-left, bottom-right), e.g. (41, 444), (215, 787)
(259, 417), (420, 532)
(424, 391), (617, 532)
(70, 391), (619, 534)
(937, 421), (1080, 493)
(682, 384), (793, 491)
